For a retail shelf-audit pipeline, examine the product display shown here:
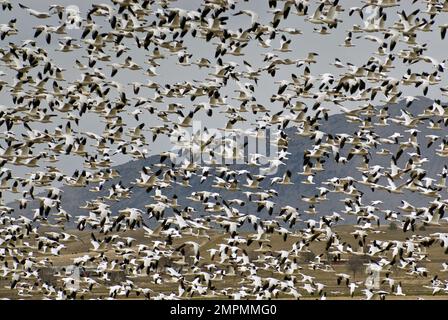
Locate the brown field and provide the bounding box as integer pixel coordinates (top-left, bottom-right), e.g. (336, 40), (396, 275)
(1, 225), (448, 300)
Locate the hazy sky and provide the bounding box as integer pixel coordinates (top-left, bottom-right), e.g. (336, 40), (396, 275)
(1, 0), (447, 201)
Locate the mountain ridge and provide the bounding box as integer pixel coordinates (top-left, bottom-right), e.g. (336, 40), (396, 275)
(8, 96), (447, 229)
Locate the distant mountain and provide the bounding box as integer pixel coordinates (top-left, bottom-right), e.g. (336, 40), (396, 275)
(9, 97), (447, 227)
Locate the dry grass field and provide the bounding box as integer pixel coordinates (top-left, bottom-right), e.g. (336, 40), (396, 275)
(1, 224), (448, 300)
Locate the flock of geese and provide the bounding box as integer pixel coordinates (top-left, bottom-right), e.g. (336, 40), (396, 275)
(1, 0), (448, 300)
